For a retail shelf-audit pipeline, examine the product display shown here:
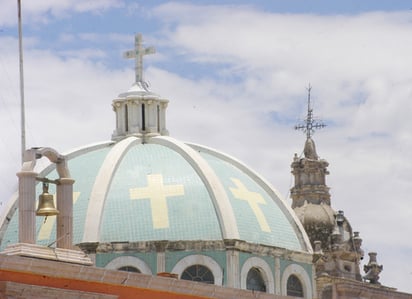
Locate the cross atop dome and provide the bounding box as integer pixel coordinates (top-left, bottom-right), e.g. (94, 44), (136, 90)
(112, 34), (168, 141)
(294, 84), (326, 139)
(123, 33), (156, 85)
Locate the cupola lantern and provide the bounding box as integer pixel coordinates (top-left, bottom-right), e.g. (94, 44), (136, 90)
(112, 33), (169, 141)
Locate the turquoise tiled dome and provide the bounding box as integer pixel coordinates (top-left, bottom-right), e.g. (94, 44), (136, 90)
(0, 58), (311, 253)
(0, 135), (310, 252)
(0, 38), (315, 295)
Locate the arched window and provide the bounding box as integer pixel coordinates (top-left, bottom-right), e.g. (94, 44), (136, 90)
(181, 265), (214, 284)
(287, 275), (304, 297)
(240, 257), (274, 293)
(246, 267), (266, 292)
(118, 266), (140, 273)
(171, 254), (223, 286)
(281, 264), (311, 298)
(105, 256), (152, 275)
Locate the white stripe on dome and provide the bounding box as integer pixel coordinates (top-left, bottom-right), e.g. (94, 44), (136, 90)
(31, 141), (116, 176)
(187, 142), (313, 253)
(82, 137), (141, 242)
(149, 136), (240, 240)
(62, 140), (115, 158)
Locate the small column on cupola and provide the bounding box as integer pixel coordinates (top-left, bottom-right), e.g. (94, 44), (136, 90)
(112, 33), (169, 141)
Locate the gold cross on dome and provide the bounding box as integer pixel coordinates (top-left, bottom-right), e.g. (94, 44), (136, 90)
(130, 174), (184, 229)
(123, 33), (156, 84)
(229, 178), (271, 232)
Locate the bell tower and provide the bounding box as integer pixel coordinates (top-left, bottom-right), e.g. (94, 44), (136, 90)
(290, 85), (334, 249)
(291, 85), (330, 209)
(112, 33), (169, 141)
(290, 86), (365, 281)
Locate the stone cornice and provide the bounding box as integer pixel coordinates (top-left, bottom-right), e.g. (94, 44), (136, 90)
(79, 239), (313, 264)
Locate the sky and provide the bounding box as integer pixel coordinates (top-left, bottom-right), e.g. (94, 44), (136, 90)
(0, 0), (412, 293)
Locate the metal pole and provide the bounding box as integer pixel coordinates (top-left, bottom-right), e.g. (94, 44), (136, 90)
(17, 0), (26, 164)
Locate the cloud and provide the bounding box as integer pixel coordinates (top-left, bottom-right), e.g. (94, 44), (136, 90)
(0, 0), (124, 27)
(0, 36), (126, 201)
(152, 4), (412, 149)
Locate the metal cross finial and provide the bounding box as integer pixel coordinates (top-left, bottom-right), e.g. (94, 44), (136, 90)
(294, 84), (326, 139)
(123, 33), (156, 84)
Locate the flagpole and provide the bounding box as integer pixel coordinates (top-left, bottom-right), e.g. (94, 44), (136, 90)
(17, 0), (26, 163)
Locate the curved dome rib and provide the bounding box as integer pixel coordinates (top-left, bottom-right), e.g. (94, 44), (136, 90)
(63, 141), (115, 159)
(82, 137), (141, 242)
(187, 143), (313, 253)
(149, 136), (240, 240)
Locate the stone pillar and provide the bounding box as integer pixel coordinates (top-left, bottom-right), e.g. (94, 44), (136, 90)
(17, 170), (37, 244)
(363, 252), (383, 284)
(155, 241), (168, 274)
(157, 252), (166, 273)
(274, 256), (281, 295)
(159, 102), (168, 135)
(311, 263), (318, 299)
(226, 250), (239, 288)
(56, 178), (75, 249)
(147, 100), (156, 132)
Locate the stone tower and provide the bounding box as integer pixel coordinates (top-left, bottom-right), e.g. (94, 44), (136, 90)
(291, 87), (365, 281)
(290, 137), (334, 250)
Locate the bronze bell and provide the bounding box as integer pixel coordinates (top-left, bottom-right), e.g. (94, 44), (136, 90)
(36, 182), (59, 217)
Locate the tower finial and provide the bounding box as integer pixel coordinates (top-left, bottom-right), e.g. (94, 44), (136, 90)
(294, 84), (326, 139)
(123, 33), (156, 85)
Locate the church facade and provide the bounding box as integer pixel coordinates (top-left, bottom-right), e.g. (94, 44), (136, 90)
(0, 34), (410, 299)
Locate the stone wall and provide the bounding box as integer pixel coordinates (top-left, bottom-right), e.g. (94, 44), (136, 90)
(0, 254), (293, 299)
(316, 275), (412, 299)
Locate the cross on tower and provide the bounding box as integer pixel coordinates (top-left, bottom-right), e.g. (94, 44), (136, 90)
(294, 84), (326, 139)
(123, 33), (156, 84)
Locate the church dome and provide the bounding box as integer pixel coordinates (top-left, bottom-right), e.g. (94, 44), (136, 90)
(0, 135), (310, 252)
(0, 32), (311, 261)
(295, 203), (335, 227)
(0, 34), (315, 296)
